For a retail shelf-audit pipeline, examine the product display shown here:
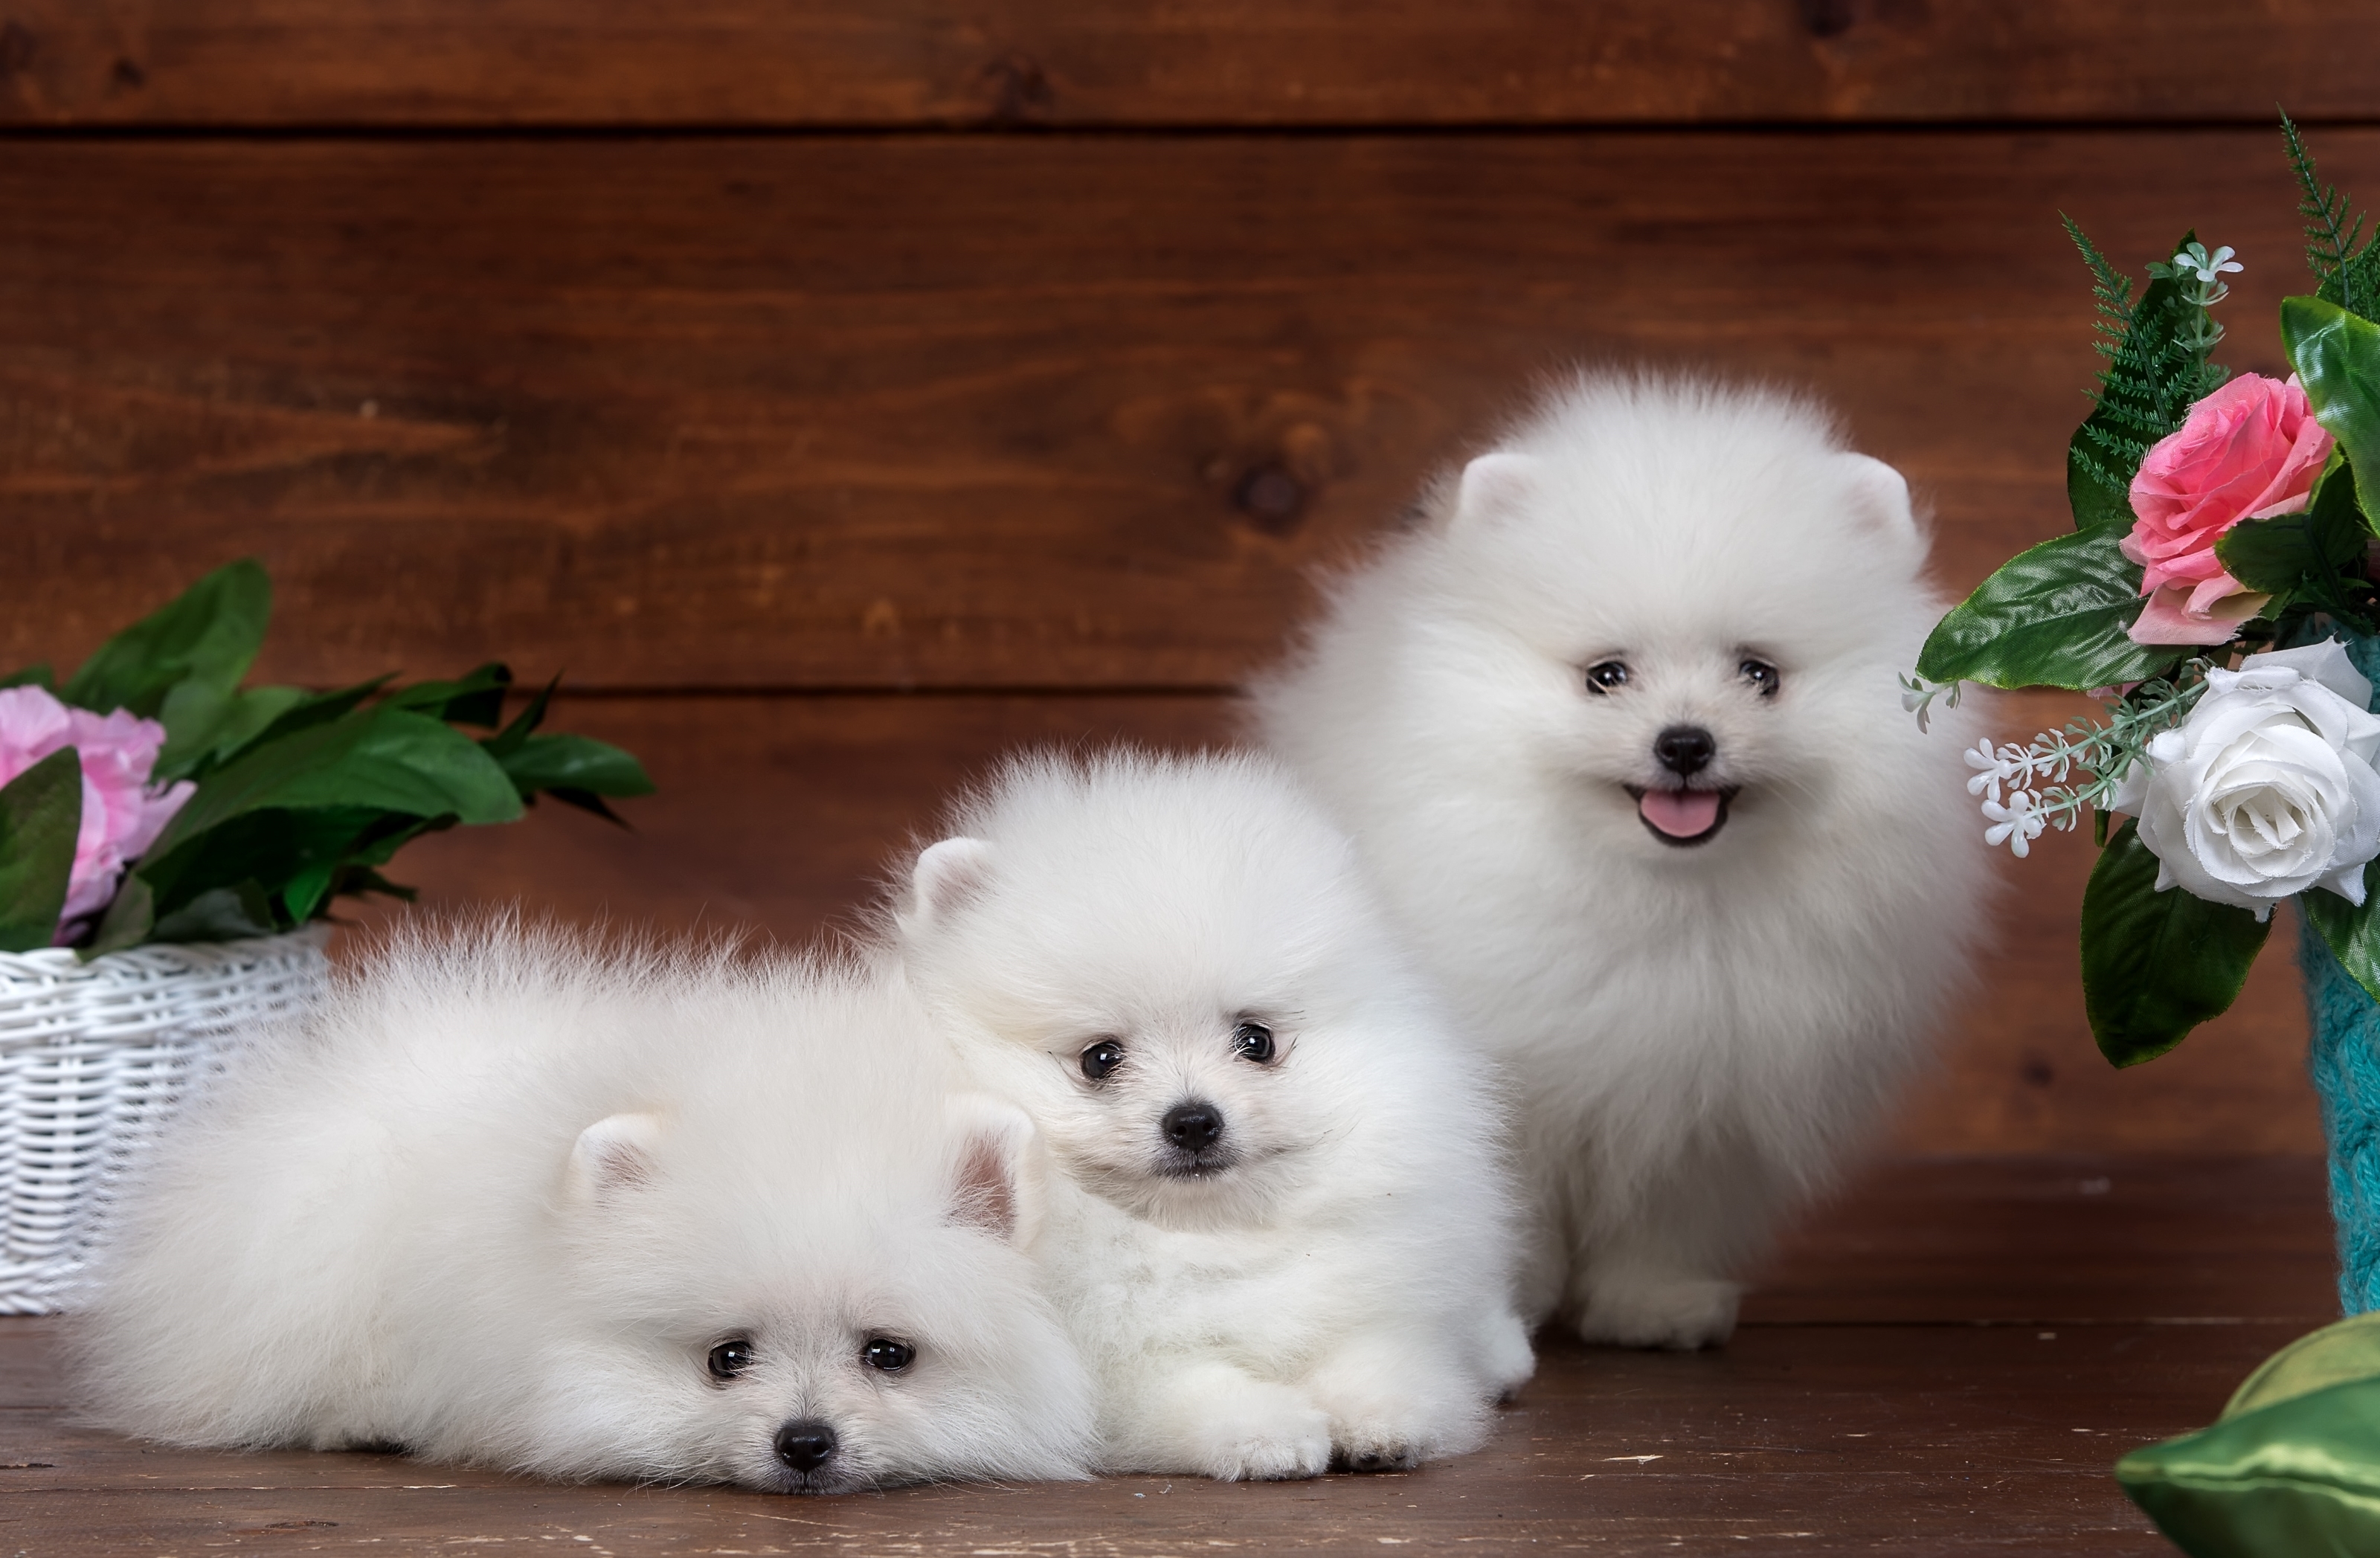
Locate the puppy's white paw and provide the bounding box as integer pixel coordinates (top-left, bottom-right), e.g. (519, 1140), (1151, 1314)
(1577, 1274), (1740, 1351)
(1183, 1380), (1332, 1481)
(1308, 1357), (1488, 1472)
(1335, 1431), (1424, 1474)
(1313, 1382), (1432, 1472)
(1481, 1310), (1538, 1400)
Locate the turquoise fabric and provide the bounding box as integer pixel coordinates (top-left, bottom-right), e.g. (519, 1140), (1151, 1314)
(2303, 922), (2380, 1316)
(2303, 628), (2380, 1316)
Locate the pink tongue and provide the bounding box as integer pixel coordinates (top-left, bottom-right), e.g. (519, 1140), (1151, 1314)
(1640, 789), (1721, 838)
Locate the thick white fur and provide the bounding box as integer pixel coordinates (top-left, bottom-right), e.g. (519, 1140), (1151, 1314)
(895, 750), (1534, 1480)
(1252, 373), (1992, 1349)
(71, 920), (1096, 1493)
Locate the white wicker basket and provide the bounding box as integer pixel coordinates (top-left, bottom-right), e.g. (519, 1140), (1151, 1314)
(0, 927), (332, 1313)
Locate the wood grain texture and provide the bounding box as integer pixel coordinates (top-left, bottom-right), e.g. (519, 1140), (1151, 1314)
(326, 692), (2323, 1156)
(1742, 1156), (2334, 1324)
(8, 128), (2379, 691)
(0, 1156), (2330, 1554)
(0, 1), (2375, 127)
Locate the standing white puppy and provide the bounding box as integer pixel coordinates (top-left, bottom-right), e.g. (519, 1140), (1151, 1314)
(895, 750), (1533, 1480)
(72, 922), (1096, 1493)
(1253, 373), (1990, 1350)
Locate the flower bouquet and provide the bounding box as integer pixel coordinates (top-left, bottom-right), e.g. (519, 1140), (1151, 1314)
(0, 558), (652, 1310)
(1, 558), (652, 953)
(1904, 117), (2380, 1308)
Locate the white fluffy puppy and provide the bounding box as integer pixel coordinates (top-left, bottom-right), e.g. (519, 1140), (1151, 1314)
(72, 922), (1096, 1493)
(895, 750), (1533, 1481)
(1254, 373), (1990, 1350)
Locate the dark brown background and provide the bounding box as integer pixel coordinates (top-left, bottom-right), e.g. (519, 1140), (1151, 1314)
(5, 1), (2367, 1156)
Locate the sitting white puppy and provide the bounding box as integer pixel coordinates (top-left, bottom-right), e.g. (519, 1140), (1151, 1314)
(1254, 373), (1990, 1350)
(71, 921), (1096, 1493)
(894, 749), (1533, 1481)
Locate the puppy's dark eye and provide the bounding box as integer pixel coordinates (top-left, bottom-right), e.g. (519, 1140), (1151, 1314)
(707, 1338), (755, 1382)
(1231, 1021), (1276, 1063)
(1080, 1039), (1125, 1081)
(862, 1336), (915, 1374)
(1740, 658), (1781, 698)
(1584, 660), (1630, 694)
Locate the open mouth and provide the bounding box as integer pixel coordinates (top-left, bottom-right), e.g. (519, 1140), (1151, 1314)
(1624, 785), (1739, 847)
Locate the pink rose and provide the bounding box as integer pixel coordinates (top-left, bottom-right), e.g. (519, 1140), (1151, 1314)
(0, 686), (196, 942)
(2122, 373), (2334, 646)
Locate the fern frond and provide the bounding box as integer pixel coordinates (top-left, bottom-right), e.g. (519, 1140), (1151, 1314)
(2283, 109), (2370, 316)
(2061, 219), (2234, 526)
(2062, 211), (2136, 356)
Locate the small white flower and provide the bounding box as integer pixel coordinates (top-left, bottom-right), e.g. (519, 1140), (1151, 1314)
(1901, 675), (1960, 734)
(1970, 737), (2008, 799)
(1964, 738), (2024, 802)
(1982, 791), (2046, 858)
(2172, 242), (2242, 284)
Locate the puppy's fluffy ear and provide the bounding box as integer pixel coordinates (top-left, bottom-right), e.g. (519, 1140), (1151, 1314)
(1447, 451), (1543, 534)
(567, 1113), (666, 1207)
(1834, 453), (1918, 549)
(902, 837), (993, 936)
(945, 1094), (1041, 1246)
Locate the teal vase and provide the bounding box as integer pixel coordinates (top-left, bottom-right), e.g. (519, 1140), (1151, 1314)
(2303, 629), (2380, 1316)
(2303, 924), (2380, 1314)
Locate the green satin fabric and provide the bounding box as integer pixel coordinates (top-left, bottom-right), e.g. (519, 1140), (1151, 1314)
(2117, 1313), (2380, 1557)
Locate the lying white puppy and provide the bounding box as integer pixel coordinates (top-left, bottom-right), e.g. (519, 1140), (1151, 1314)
(72, 921), (1096, 1493)
(895, 749), (1533, 1480)
(1255, 372), (1990, 1348)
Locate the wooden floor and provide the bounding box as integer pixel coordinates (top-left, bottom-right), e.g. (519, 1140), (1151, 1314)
(0, 1155), (2335, 1555)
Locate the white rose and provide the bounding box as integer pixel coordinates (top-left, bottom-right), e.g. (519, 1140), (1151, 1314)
(2106, 640), (2380, 921)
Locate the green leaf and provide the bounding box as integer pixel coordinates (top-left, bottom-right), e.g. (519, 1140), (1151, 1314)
(85, 872), (154, 955)
(153, 684), (306, 784)
(2211, 450), (2376, 631)
(278, 813), (451, 923)
(277, 863), (341, 924)
(0, 664), (54, 692)
(2286, 295), (2380, 520)
(170, 679), (390, 785)
(480, 675), (556, 762)
(2213, 512), (2356, 595)
(2081, 820), (2271, 1066)
(149, 883), (279, 944)
(0, 750), (83, 953)
(333, 864), (418, 904)
(62, 559), (271, 771)
(541, 788), (625, 825)
(1917, 522), (2182, 690)
(2315, 447), (2378, 539)
(387, 663), (512, 729)
(132, 806), (426, 928)
(492, 733), (655, 801)
(148, 704), (521, 863)
(2304, 857), (2380, 1004)
(2214, 456), (2370, 593)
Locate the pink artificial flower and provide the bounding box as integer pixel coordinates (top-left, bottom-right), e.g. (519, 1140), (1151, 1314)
(0, 685), (195, 943)
(2122, 373), (2334, 646)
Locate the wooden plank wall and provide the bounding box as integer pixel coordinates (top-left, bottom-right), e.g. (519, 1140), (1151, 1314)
(5, 2), (2372, 1155)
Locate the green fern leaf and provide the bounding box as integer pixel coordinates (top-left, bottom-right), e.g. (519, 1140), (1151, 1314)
(2062, 221), (2228, 529)
(2283, 109), (2373, 319)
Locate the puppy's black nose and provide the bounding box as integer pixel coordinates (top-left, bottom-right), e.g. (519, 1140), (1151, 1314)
(1162, 1101), (1225, 1151)
(774, 1418), (838, 1474)
(1654, 725), (1717, 777)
